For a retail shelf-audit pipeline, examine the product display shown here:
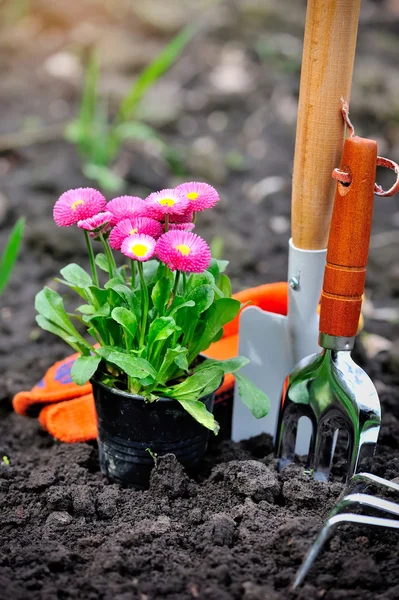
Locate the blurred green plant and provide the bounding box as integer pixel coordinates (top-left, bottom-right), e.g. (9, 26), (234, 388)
(0, 0), (30, 28)
(66, 26), (195, 193)
(0, 217), (25, 296)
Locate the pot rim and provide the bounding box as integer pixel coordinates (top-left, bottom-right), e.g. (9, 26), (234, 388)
(91, 375), (222, 403)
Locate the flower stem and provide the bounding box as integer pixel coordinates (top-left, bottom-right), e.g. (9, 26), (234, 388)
(182, 272), (187, 295)
(192, 212), (197, 224)
(100, 234), (114, 278)
(131, 259), (136, 289)
(165, 214), (169, 232)
(84, 231), (99, 286)
(138, 262), (149, 348)
(172, 270), (181, 296)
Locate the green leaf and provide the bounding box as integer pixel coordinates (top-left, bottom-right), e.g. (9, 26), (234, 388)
(88, 286), (110, 306)
(147, 317), (176, 347)
(210, 328), (224, 344)
(186, 270), (224, 300)
(218, 274), (232, 298)
(187, 284), (214, 316)
(35, 315), (80, 351)
(35, 287), (91, 349)
(170, 366), (224, 402)
(142, 259), (161, 286)
(176, 398), (220, 434)
(96, 253), (111, 273)
(0, 217), (24, 296)
(207, 258), (229, 280)
(54, 279), (88, 301)
(82, 303), (111, 323)
(65, 337), (91, 356)
(104, 275), (126, 289)
(168, 297), (195, 317)
(116, 25), (196, 123)
(152, 276), (173, 314)
(97, 348), (156, 381)
(60, 263), (92, 288)
(110, 284), (137, 310)
(186, 271), (215, 294)
(156, 346), (189, 385)
(174, 350), (189, 372)
(77, 304), (95, 315)
(71, 355), (101, 386)
(189, 298), (240, 358)
(196, 356), (250, 374)
(111, 307), (138, 339)
(235, 373), (270, 419)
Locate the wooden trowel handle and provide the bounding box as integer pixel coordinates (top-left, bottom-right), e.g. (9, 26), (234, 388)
(319, 136), (377, 338)
(292, 0), (360, 250)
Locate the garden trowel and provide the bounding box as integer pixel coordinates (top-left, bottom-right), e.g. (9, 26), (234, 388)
(232, 0), (362, 451)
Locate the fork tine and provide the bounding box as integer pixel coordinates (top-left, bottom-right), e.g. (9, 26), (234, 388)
(313, 425), (339, 482)
(293, 509), (399, 589)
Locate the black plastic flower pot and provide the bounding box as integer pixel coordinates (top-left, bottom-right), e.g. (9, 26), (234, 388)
(91, 376), (216, 489)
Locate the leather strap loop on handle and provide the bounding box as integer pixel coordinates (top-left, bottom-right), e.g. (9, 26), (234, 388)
(292, 0), (361, 250)
(319, 136), (377, 338)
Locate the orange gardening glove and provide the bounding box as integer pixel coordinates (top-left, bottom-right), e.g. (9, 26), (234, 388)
(12, 282), (288, 443)
(12, 354), (97, 443)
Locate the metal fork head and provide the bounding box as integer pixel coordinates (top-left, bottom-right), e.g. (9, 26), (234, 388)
(275, 345), (381, 482)
(292, 474), (399, 588)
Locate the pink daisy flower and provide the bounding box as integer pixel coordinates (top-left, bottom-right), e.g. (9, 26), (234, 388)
(156, 231), (211, 273)
(53, 188), (106, 227)
(121, 234), (156, 262)
(167, 223), (195, 232)
(106, 196), (147, 225)
(169, 211), (194, 224)
(109, 217), (163, 250)
(77, 211), (113, 233)
(145, 188), (189, 219)
(175, 181), (219, 212)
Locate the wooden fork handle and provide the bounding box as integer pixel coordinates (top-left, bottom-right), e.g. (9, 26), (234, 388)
(319, 136), (377, 338)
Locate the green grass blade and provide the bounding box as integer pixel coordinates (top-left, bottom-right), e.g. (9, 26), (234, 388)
(80, 53), (99, 132)
(0, 217), (25, 296)
(65, 53), (99, 156)
(115, 25), (196, 124)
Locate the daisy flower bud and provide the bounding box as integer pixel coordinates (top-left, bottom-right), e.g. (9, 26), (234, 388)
(109, 217), (163, 250)
(77, 211), (113, 234)
(121, 234), (156, 262)
(53, 188), (106, 227)
(106, 196), (147, 225)
(175, 181), (219, 212)
(145, 188), (189, 219)
(156, 231), (211, 273)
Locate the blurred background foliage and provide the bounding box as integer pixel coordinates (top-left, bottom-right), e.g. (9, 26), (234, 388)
(0, 0), (399, 396)
(0, 0), (398, 293)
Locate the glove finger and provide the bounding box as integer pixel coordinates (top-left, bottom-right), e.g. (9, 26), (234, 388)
(39, 394), (97, 443)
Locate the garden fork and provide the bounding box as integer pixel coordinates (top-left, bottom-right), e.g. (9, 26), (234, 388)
(275, 136), (381, 482)
(293, 473), (399, 588)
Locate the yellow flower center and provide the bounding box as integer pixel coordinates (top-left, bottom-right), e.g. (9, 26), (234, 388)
(131, 243), (148, 258)
(129, 228), (138, 234)
(186, 192), (199, 201)
(159, 198), (176, 207)
(176, 244), (191, 256)
(71, 199), (84, 211)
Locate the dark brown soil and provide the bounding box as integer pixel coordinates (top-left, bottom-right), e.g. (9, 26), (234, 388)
(1, 0), (399, 598)
(1, 348), (399, 600)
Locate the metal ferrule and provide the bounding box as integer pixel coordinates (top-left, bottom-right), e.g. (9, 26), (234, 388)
(319, 332), (355, 351)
